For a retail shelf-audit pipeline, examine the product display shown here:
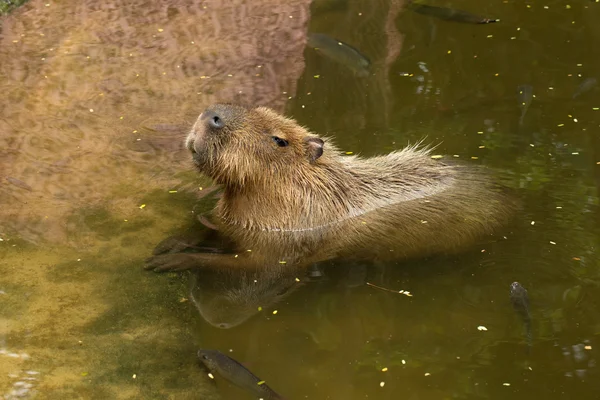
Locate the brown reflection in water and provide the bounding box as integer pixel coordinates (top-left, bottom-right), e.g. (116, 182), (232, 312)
(0, 0), (311, 245)
(0, 1), (311, 398)
(189, 264), (305, 329)
(297, 0), (406, 135)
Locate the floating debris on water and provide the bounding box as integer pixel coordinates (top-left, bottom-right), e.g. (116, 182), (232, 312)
(367, 282), (412, 296)
(0, 349), (30, 359)
(477, 326), (488, 331)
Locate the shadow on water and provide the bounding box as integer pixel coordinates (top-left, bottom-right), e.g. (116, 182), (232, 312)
(3, 0), (600, 399)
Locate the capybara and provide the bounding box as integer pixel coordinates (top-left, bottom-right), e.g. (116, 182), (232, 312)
(146, 104), (515, 272)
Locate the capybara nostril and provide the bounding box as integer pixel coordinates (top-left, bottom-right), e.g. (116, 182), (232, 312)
(203, 111), (224, 130)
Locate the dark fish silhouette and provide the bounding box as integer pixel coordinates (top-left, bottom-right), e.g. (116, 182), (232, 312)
(407, 1), (499, 24)
(307, 33), (370, 77)
(198, 349), (286, 400)
(517, 85), (533, 126)
(5, 177), (33, 191)
(510, 282), (532, 349)
(573, 77), (597, 99)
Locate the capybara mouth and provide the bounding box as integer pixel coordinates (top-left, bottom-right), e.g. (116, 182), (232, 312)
(191, 152), (205, 168)
(185, 129), (197, 154)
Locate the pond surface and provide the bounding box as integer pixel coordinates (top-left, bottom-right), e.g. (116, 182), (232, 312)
(2, 0), (600, 399)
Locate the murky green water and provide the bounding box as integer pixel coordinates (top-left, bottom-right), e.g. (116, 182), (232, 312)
(2, 0), (600, 398)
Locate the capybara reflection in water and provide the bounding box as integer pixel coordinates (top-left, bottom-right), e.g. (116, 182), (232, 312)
(145, 104), (515, 272)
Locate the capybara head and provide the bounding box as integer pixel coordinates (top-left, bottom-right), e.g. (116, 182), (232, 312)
(186, 104), (326, 186)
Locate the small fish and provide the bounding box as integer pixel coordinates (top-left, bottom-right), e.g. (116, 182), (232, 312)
(5, 177), (33, 191)
(198, 350), (286, 400)
(510, 282), (532, 349)
(573, 77), (597, 99)
(427, 17), (437, 46)
(517, 85), (533, 126)
(407, 1), (499, 24)
(306, 33), (370, 77)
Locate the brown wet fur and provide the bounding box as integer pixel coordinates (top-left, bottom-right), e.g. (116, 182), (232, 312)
(147, 104), (516, 272)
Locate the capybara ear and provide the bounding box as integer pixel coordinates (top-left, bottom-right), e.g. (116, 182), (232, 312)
(304, 137), (324, 163)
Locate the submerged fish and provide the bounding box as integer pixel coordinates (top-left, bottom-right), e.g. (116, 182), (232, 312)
(517, 85), (533, 126)
(573, 77), (597, 99)
(509, 282), (532, 349)
(5, 177), (33, 191)
(198, 349), (286, 400)
(306, 33), (370, 77)
(407, 1), (499, 24)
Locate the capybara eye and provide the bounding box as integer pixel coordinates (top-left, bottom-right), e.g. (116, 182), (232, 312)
(272, 136), (289, 147)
